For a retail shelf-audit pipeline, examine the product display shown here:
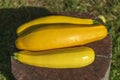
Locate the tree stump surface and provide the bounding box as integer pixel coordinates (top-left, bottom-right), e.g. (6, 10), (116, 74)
(11, 13), (112, 80)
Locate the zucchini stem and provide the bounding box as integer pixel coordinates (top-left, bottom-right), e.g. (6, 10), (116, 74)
(93, 20), (99, 24)
(13, 52), (18, 60)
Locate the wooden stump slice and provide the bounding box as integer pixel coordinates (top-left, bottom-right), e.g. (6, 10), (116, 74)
(11, 13), (112, 80)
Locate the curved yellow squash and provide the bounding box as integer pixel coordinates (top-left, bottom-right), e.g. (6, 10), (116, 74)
(14, 47), (95, 68)
(15, 24), (108, 51)
(17, 15), (95, 35)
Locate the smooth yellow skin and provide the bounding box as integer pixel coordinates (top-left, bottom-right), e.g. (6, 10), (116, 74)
(16, 24), (108, 51)
(17, 15), (94, 35)
(15, 47), (95, 68)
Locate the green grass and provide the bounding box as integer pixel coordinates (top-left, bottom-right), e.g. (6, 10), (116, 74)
(0, 0), (120, 80)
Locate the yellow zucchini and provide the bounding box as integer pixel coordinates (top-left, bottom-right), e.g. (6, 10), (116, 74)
(15, 24), (108, 51)
(14, 47), (95, 68)
(17, 15), (97, 35)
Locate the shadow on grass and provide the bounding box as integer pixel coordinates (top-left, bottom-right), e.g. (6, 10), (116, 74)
(0, 6), (52, 80)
